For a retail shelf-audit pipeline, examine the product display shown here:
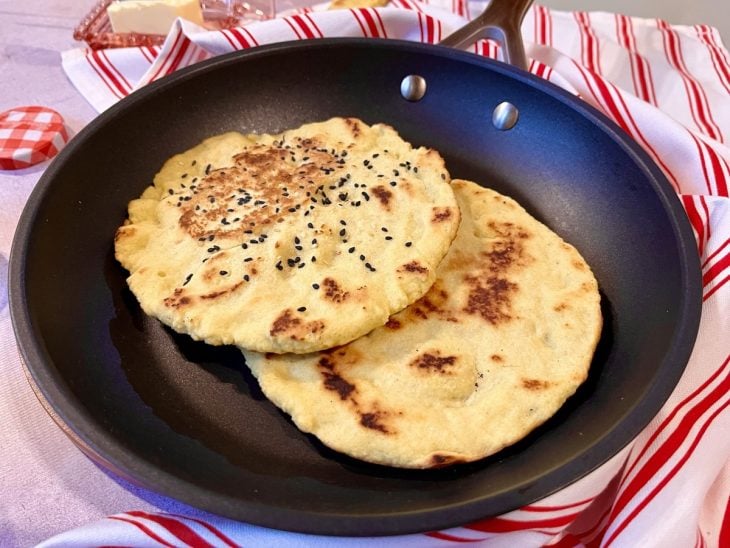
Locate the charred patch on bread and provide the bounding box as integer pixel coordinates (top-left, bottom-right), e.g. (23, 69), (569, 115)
(318, 357), (357, 400)
(398, 261), (429, 274)
(322, 277), (349, 303)
(463, 275), (517, 324)
(429, 454), (467, 468)
(431, 207), (452, 223)
(385, 318), (402, 329)
(522, 378), (550, 391)
(404, 281), (457, 322)
(410, 352), (457, 373)
(371, 185), (393, 209)
(270, 309), (325, 340)
(491, 354), (504, 362)
(359, 410), (390, 433)
(344, 117), (362, 137)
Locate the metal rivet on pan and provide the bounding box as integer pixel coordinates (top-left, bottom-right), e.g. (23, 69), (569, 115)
(400, 75), (427, 102)
(492, 101), (519, 130)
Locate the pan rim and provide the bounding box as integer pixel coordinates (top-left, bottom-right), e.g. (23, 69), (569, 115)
(8, 38), (703, 536)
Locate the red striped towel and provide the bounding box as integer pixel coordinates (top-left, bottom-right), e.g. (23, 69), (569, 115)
(52, 2), (730, 546)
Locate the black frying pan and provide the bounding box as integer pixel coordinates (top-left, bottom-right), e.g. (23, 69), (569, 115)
(9, 0), (701, 537)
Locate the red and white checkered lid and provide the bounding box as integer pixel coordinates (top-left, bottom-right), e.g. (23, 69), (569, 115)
(0, 106), (68, 170)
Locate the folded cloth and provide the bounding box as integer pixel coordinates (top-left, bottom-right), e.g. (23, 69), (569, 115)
(47, 1), (730, 546)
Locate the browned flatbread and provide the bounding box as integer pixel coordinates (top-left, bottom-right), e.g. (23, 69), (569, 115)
(114, 118), (459, 354)
(243, 180), (602, 468)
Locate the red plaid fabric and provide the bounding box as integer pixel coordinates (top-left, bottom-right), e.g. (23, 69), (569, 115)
(0, 106), (68, 170)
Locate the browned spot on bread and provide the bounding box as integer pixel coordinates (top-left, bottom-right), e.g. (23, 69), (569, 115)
(404, 280), (455, 322)
(491, 354), (504, 362)
(322, 277), (349, 303)
(572, 259), (587, 271)
(371, 185), (393, 209)
(177, 136), (338, 241)
(463, 276), (518, 324)
(411, 352), (457, 373)
(114, 228), (131, 242)
(398, 261), (428, 274)
(431, 207), (452, 223)
(270, 309), (300, 336)
(385, 318), (402, 329)
(554, 303), (569, 312)
(359, 410), (390, 433)
(429, 454), (467, 468)
(522, 378), (550, 390)
(201, 281), (243, 300)
(344, 117), (362, 137)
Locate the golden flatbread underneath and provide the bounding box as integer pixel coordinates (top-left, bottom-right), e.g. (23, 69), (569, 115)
(114, 118), (459, 353)
(243, 180), (602, 468)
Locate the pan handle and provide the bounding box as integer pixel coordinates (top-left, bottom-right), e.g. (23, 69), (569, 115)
(439, 0), (533, 71)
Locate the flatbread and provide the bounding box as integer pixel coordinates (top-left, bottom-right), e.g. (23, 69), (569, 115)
(115, 118), (460, 353)
(243, 180), (602, 468)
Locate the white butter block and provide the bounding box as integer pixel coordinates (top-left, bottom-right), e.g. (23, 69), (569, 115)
(107, 0), (205, 35)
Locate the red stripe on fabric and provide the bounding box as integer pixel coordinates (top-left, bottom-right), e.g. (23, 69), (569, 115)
(128, 511), (215, 548)
(90, 51), (128, 97)
(148, 29), (183, 81)
(141, 46), (157, 63)
(425, 531), (486, 543)
(426, 14), (435, 43)
(659, 20), (723, 142)
(691, 135), (716, 196)
(523, 497), (595, 512)
(284, 18), (304, 40)
(304, 13), (324, 38)
(84, 52), (123, 99)
(291, 15), (316, 39)
(239, 27), (259, 47)
(621, 354), (730, 484)
(704, 273), (730, 301)
(700, 195), (713, 242)
(350, 9), (369, 37)
(575, 12), (600, 74)
(695, 26), (730, 94)
(605, 395), (730, 546)
(417, 11), (424, 43)
(703, 251), (730, 286)
(372, 8), (388, 38)
(108, 516), (176, 547)
(681, 195), (707, 255)
(228, 28), (252, 48)
(164, 513), (239, 548)
(705, 141), (730, 197)
(218, 29), (239, 50)
(719, 481), (730, 548)
(164, 37), (191, 76)
(616, 15), (654, 104)
(100, 50), (132, 90)
(466, 512), (579, 533)
(545, 533), (583, 547)
(359, 9), (381, 38)
(704, 238), (730, 268)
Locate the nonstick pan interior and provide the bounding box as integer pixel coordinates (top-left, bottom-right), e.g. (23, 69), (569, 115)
(10, 40), (701, 535)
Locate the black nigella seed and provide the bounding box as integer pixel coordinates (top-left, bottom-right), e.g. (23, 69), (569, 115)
(360, 254), (365, 260)
(390, 181), (397, 187)
(363, 160), (370, 167)
(440, 173), (446, 180)
(205, 164), (211, 174)
(181, 173), (188, 179)
(298, 263), (305, 269)
(348, 247), (355, 253)
(287, 258), (296, 267)
(276, 261), (283, 271)
(294, 236), (301, 244)
(198, 237), (206, 242)
(191, 160), (197, 166)
(208, 235), (215, 241)
(340, 219), (347, 226)
(242, 243), (248, 250)
(414, 167), (418, 173)
(362, 192), (370, 201)
(243, 274), (250, 282)
(219, 270), (228, 276)
(244, 257), (253, 262)
(297, 306), (306, 312)
(372, 153), (379, 158)
(385, 236), (393, 241)
(183, 274), (192, 285)
(168, 189), (174, 195)
(339, 228), (346, 237)
(405, 241), (412, 247)
(207, 246), (220, 253)
(312, 283), (320, 289)
(381, 227), (388, 232)
(311, 256), (317, 262)
(295, 245), (303, 251)
(307, 222), (314, 229)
